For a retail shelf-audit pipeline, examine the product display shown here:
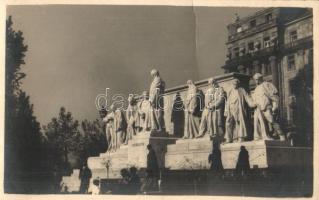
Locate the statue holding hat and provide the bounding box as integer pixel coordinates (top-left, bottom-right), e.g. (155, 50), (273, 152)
(138, 91), (152, 131)
(224, 78), (255, 143)
(197, 78), (226, 139)
(251, 73), (285, 141)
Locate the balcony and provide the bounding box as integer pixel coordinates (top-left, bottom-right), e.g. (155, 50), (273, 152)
(282, 36), (313, 53)
(228, 18), (278, 43)
(225, 45), (277, 67)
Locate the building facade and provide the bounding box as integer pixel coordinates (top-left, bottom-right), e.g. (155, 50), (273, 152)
(222, 8), (313, 145)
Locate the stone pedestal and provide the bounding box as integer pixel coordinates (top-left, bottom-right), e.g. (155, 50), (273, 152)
(127, 131), (173, 169)
(165, 135), (213, 170)
(165, 138), (312, 171)
(88, 145), (129, 180)
(220, 140), (312, 169)
(87, 131), (174, 180)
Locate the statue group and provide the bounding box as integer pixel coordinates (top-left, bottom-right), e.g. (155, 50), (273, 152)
(102, 69), (165, 152)
(182, 72), (286, 143)
(102, 69), (286, 152)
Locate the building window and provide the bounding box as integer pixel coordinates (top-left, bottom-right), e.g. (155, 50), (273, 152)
(287, 54), (296, 71)
(239, 46), (245, 56)
(289, 30), (298, 43)
(264, 36), (271, 48)
(250, 19), (256, 27)
(248, 42), (254, 53)
(233, 47), (239, 57)
(254, 41), (261, 51)
(265, 13), (272, 22)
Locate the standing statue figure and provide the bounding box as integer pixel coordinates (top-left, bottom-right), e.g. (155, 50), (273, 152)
(126, 96), (140, 143)
(114, 108), (127, 148)
(149, 69), (165, 131)
(225, 79), (255, 143)
(138, 91), (152, 131)
(99, 107), (111, 150)
(252, 73), (285, 141)
(183, 80), (201, 139)
(103, 105), (116, 152)
(197, 78), (226, 139)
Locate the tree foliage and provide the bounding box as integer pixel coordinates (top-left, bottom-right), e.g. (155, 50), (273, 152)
(43, 107), (81, 176)
(5, 16), (49, 193)
(78, 119), (107, 165)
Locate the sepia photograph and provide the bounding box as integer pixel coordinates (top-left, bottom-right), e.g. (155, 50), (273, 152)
(2, 1), (317, 198)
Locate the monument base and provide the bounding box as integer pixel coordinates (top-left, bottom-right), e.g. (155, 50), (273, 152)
(221, 140), (312, 169)
(165, 138), (312, 170)
(87, 131), (175, 180)
(165, 135), (213, 170)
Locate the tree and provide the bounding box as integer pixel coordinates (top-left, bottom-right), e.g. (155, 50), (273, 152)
(289, 60), (313, 146)
(5, 16), (49, 193)
(78, 119), (107, 165)
(43, 107), (81, 177)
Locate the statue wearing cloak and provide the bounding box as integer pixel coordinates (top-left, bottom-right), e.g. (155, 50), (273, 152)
(252, 73), (285, 141)
(103, 111), (116, 152)
(183, 80), (201, 139)
(225, 79), (255, 143)
(126, 97), (140, 143)
(149, 69), (165, 131)
(114, 109), (127, 148)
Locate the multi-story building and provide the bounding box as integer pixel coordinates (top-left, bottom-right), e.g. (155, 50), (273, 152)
(222, 8), (313, 145)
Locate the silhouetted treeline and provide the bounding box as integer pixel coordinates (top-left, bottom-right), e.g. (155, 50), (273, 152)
(5, 16), (107, 194)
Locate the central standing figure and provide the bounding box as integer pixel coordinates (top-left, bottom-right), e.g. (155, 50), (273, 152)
(183, 80), (201, 139)
(224, 79), (255, 143)
(149, 69), (165, 132)
(197, 78), (225, 139)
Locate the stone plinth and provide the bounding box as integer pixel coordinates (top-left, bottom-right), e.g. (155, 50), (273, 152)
(165, 138), (312, 171)
(165, 135), (213, 170)
(87, 131), (175, 181)
(88, 145), (129, 179)
(128, 131), (174, 169)
(220, 140), (312, 169)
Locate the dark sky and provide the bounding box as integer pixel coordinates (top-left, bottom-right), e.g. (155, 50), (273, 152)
(7, 5), (260, 125)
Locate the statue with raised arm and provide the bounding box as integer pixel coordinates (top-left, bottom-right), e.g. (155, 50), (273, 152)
(149, 69), (165, 131)
(225, 79), (255, 143)
(197, 78), (226, 139)
(183, 80), (201, 139)
(125, 96), (140, 143)
(252, 73), (285, 141)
